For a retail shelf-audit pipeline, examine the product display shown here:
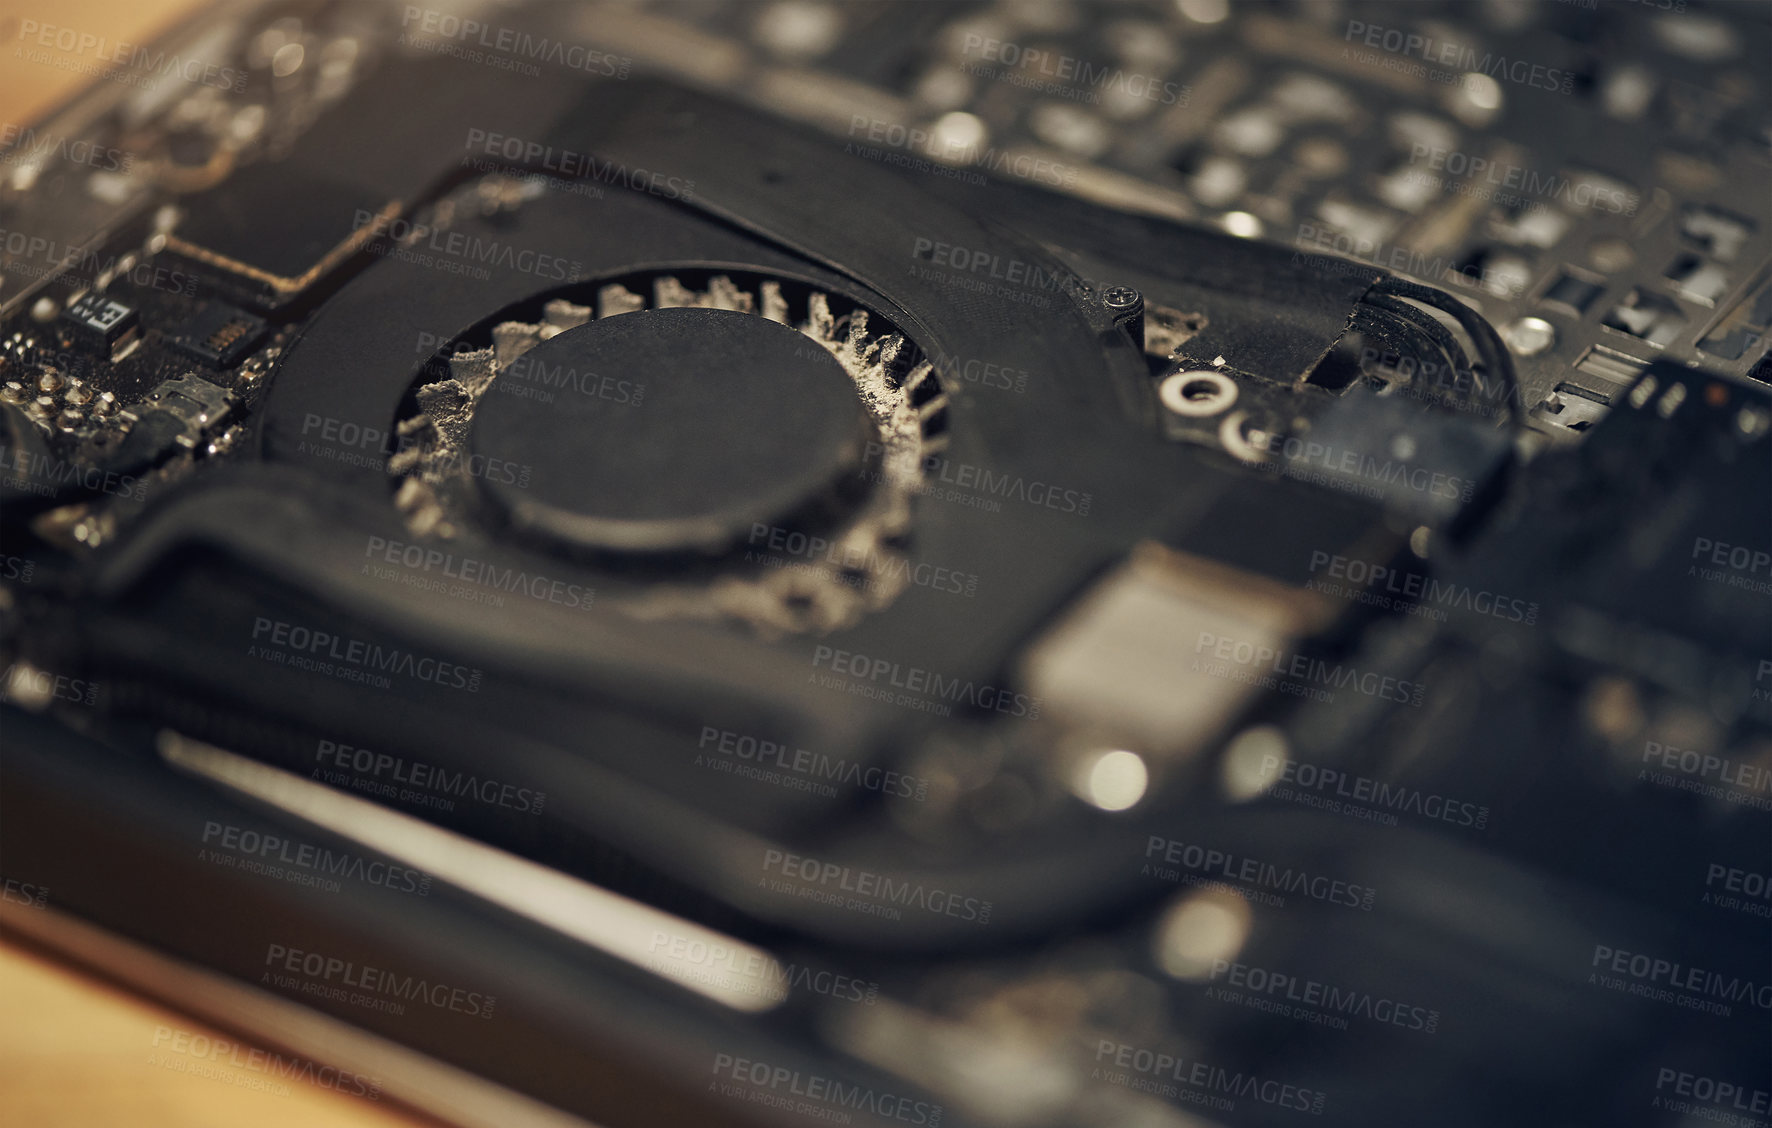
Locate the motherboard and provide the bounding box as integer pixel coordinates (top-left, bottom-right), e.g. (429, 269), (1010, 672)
(1, 2), (1768, 1127)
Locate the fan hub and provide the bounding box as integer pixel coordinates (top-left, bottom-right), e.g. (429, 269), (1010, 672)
(470, 306), (875, 554)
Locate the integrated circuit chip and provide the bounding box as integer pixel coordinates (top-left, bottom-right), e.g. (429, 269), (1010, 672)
(60, 292), (139, 353)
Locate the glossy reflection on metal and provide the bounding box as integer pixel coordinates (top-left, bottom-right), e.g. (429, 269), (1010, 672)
(158, 732), (786, 1014)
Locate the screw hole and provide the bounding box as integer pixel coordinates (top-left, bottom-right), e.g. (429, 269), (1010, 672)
(1160, 370), (1238, 417)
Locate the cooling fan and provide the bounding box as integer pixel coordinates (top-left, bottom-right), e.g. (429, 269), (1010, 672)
(385, 268), (950, 634)
(248, 74), (1153, 693)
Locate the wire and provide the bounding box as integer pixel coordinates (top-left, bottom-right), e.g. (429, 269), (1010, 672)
(1361, 292), (1474, 385)
(1350, 302), (1458, 393)
(1365, 277), (1522, 430)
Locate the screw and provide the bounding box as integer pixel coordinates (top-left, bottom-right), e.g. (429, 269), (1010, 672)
(1103, 286), (1142, 311)
(1502, 316), (1556, 358)
(1103, 286), (1145, 351)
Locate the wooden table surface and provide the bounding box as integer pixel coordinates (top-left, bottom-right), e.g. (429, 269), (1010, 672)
(0, 938), (432, 1128)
